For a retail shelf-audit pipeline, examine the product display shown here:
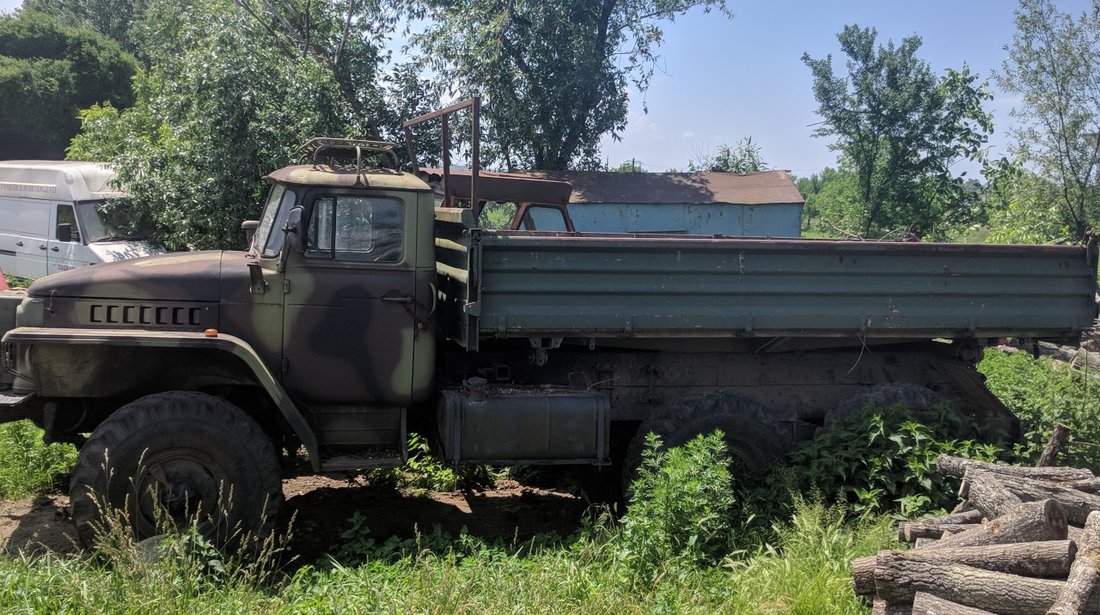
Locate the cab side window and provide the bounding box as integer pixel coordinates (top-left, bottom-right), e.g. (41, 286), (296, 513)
(520, 205), (568, 231)
(56, 204), (81, 243)
(306, 195), (403, 263)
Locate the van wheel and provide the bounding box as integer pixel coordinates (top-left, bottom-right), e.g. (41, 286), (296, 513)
(69, 391), (282, 548)
(621, 393), (787, 499)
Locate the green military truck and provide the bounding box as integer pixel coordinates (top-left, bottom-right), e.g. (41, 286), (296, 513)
(0, 102), (1097, 544)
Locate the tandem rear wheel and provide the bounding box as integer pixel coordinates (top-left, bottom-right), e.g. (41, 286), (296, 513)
(621, 392), (788, 500)
(69, 391), (282, 548)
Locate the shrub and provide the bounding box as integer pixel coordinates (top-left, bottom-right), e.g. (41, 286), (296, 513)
(980, 348), (1100, 471)
(782, 404), (1002, 517)
(618, 431), (736, 580)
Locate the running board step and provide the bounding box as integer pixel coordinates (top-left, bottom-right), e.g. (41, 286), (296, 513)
(320, 449), (405, 472)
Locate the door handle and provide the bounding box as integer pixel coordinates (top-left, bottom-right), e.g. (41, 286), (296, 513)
(51, 247), (60, 252)
(38, 245), (46, 250)
(381, 295), (413, 304)
(15, 241), (22, 247)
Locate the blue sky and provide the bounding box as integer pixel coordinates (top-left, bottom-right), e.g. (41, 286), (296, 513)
(1, 0), (1093, 176)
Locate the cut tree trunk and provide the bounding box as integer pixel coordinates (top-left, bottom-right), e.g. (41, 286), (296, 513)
(874, 597), (913, 615)
(993, 474), (1100, 526)
(1049, 511), (1100, 615)
(961, 470), (1025, 518)
(854, 541), (1077, 596)
(914, 537), (937, 549)
(1037, 423), (1071, 467)
(911, 591), (996, 615)
(923, 509), (985, 525)
(938, 455), (1094, 482)
(898, 523), (981, 543)
(873, 554), (1099, 613)
(926, 499), (1067, 550)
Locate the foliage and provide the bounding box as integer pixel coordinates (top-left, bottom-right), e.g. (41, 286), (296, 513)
(0, 421), (76, 499)
(0, 11), (136, 159)
(980, 348), (1100, 471)
(688, 137), (768, 174)
(618, 432), (736, 580)
(368, 432), (495, 493)
(67, 0), (437, 250)
(999, 0), (1100, 238)
(23, 0), (145, 54)
(802, 25), (993, 240)
(796, 166), (862, 237)
(608, 159), (645, 173)
(3, 275), (31, 289)
(411, 0), (730, 171)
(981, 157), (1069, 244)
(783, 404), (1002, 517)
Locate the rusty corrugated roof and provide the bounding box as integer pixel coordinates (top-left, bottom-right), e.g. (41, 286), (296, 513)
(527, 170), (804, 206)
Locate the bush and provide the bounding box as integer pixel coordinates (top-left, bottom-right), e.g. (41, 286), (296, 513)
(980, 348), (1100, 471)
(618, 431), (736, 580)
(781, 404), (1002, 517)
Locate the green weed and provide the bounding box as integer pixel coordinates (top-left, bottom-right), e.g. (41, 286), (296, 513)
(0, 421), (76, 499)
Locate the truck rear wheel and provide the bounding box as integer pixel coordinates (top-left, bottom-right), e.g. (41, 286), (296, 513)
(622, 393), (787, 498)
(826, 383), (940, 425)
(69, 391), (282, 548)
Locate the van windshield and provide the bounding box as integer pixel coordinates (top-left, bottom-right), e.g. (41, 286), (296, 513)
(75, 200), (152, 243)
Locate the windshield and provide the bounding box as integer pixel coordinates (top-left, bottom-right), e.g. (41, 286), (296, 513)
(253, 184), (298, 257)
(75, 199), (153, 242)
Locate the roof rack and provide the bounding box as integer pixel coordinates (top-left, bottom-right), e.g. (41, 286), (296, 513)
(298, 138), (398, 173)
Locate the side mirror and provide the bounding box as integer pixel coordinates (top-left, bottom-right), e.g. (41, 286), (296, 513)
(241, 220), (259, 248)
(57, 223), (72, 243)
(278, 206), (303, 272)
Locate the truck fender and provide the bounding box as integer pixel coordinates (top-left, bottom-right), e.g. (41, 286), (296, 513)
(2, 326), (321, 470)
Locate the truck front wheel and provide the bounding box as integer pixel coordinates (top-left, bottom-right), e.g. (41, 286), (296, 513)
(69, 391), (282, 548)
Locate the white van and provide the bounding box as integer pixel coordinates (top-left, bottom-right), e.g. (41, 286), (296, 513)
(0, 161), (163, 279)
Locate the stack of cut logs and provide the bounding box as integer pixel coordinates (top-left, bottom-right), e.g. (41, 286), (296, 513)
(852, 424), (1100, 614)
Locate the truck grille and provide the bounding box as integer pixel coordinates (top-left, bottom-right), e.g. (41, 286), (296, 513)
(72, 300), (214, 330)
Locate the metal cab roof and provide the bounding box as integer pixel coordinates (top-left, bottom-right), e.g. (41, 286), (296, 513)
(0, 160), (122, 202)
(265, 164), (432, 192)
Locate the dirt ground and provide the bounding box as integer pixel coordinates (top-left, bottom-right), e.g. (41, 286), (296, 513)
(0, 474), (591, 563)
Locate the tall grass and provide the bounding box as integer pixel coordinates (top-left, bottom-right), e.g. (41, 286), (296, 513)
(0, 421), (76, 499)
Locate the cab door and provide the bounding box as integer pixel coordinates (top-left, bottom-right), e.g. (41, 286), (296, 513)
(280, 190), (420, 405)
(46, 204), (86, 274)
(0, 199), (49, 278)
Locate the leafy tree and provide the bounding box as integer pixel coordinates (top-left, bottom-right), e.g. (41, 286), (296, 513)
(688, 137), (767, 173)
(22, 0), (145, 53)
(796, 166), (861, 238)
(608, 159), (645, 173)
(411, 0), (730, 171)
(981, 157), (1067, 244)
(802, 25), (993, 240)
(68, 0), (437, 250)
(998, 0), (1100, 238)
(0, 11), (136, 159)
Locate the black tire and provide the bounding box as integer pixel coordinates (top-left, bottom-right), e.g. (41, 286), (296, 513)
(826, 383), (940, 425)
(621, 393), (787, 498)
(69, 391), (282, 548)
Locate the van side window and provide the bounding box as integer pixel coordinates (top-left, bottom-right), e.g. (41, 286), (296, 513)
(56, 205), (81, 243)
(306, 196), (403, 263)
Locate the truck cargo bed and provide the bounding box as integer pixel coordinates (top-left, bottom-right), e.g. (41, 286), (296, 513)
(435, 213), (1097, 350)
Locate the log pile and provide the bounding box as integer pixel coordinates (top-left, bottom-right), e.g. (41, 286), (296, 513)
(853, 426), (1100, 614)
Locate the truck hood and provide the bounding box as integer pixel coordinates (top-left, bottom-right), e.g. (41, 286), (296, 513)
(28, 251), (228, 302)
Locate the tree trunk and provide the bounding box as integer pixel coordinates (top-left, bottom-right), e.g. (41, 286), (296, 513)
(899, 523), (981, 543)
(923, 509), (985, 525)
(927, 499), (1067, 550)
(1037, 423), (1071, 467)
(994, 474), (1100, 525)
(938, 455), (1094, 482)
(962, 470), (1025, 518)
(914, 537), (937, 549)
(873, 555), (1097, 613)
(1049, 511), (1100, 615)
(874, 597), (913, 615)
(911, 591), (996, 615)
(855, 541), (1076, 596)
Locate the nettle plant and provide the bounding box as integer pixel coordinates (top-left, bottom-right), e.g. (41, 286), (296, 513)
(784, 405), (1002, 517)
